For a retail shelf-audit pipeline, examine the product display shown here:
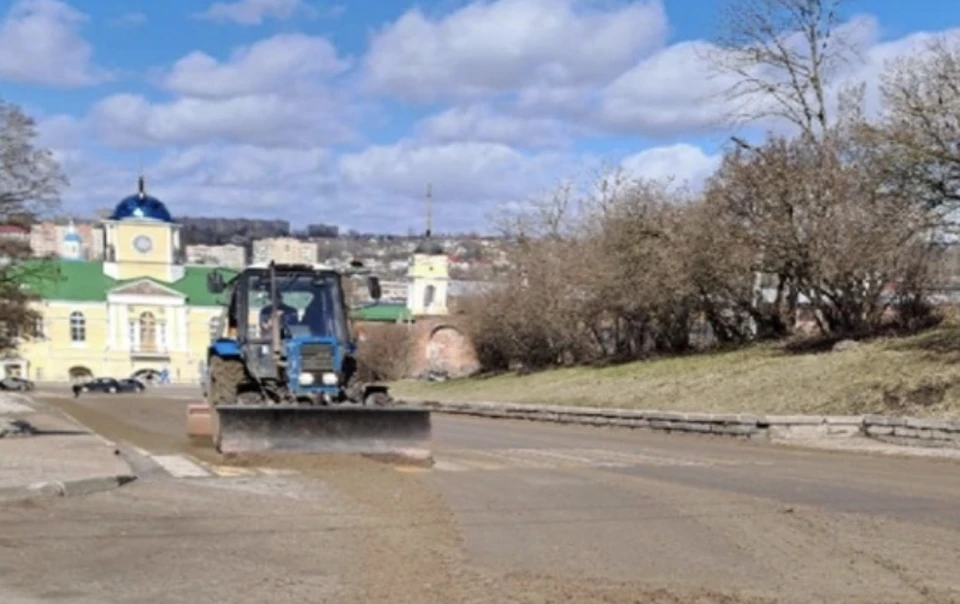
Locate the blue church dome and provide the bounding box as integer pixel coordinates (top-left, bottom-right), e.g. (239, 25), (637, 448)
(110, 176), (173, 222)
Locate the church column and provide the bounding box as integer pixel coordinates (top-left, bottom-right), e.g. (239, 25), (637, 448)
(117, 305), (130, 350)
(158, 311), (167, 352)
(179, 307), (188, 352)
(120, 305), (130, 350)
(108, 304), (117, 350)
(166, 308), (175, 351)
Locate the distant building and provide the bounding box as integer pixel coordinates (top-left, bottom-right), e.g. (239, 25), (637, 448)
(0, 223), (30, 245)
(406, 236), (449, 316)
(30, 220), (104, 260)
(185, 243), (246, 268)
(252, 237), (318, 264)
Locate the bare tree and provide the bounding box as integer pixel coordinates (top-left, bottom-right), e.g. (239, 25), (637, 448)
(0, 99), (65, 217)
(704, 0), (861, 141)
(0, 98), (67, 352)
(356, 323), (414, 381)
(703, 97), (938, 338)
(873, 36), (960, 212)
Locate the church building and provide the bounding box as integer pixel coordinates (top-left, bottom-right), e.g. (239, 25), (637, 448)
(7, 178), (236, 383)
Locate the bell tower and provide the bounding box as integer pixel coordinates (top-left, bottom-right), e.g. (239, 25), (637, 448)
(102, 175), (185, 282)
(407, 183), (449, 316)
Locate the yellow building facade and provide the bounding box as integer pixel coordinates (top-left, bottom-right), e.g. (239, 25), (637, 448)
(405, 237), (449, 316)
(6, 178), (237, 384)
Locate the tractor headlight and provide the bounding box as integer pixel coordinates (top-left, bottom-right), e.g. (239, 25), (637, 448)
(321, 372), (338, 386)
(299, 372), (315, 385)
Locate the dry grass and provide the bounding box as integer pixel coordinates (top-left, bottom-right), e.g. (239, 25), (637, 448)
(389, 327), (960, 418)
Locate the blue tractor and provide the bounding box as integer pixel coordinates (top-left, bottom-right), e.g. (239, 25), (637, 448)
(187, 261), (431, 457)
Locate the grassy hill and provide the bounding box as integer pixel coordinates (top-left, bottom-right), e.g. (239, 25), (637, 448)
(390, 327), (960, 418)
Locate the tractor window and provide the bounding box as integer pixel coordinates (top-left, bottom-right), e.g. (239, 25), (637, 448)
(245, 272), (348, 341)
(300, 275), (348, 341)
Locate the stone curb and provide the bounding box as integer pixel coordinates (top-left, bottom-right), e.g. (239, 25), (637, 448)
(0, 392), (140, 504)
(0, 474), (138, 504)
(412, 400), (960, 450)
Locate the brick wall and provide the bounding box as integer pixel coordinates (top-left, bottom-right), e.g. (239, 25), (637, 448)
(352, 316), (480, 379)
(408, 317), (480, 379)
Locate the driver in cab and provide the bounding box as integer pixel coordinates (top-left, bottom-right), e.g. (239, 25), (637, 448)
(259, 300), (299, 337)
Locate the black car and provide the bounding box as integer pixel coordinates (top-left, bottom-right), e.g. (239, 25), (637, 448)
(73, 377), (145, 396)
(0, 377), (34, 391)
(119, 378), (146, 392)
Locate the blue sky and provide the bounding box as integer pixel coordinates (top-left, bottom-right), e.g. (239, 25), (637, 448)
(1, 0), (958, 234)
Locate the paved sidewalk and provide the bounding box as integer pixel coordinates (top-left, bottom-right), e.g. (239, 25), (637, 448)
(0, 392), (136, 502)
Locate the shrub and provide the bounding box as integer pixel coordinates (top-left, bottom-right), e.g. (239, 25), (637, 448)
(356, 323), (414, 381)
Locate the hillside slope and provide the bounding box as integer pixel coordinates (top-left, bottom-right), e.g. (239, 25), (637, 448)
(390, 328), (960, 418)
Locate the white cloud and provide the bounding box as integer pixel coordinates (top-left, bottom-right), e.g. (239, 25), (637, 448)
(146, 144), (338, 218)
(197, 0), (305, 25)
(599, 40), (734, 136)
(153, 144), (331, 189)
(363, 0), (667, 103)
(414, 104), (576, 148)
(596, 14), (934, 137)
(91, 33), (356, 149)
(161, 34), (349, 99)
(337, 140), (578, 229)
(0, 0), (108, 87)
(621, 143), (721, 189)
(90, 92), (354, 149)
(36, 113), (86, 152)
(834, 26), (960, 118)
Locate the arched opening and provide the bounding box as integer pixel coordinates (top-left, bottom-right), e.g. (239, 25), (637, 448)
(132, 368), (160, 385)
(139, 312), (157, 352)
(423, 284), (436, 309)
(68, 366), (93, 382)
(69, 311), (85, 343)
(425, 324), (479, 379)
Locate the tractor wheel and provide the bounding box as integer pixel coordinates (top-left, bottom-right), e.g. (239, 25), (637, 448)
(209, 356), (244, 407)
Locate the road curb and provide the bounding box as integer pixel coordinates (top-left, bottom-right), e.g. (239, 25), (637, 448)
(412, 400), (960, 450)
(0, 391), (141, 497)
(0, 474), (138, 503)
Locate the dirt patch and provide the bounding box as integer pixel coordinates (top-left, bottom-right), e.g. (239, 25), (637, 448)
(202, 452), (783, 603)
(485, 573), (778, 603)
(37, 395), (188, 454)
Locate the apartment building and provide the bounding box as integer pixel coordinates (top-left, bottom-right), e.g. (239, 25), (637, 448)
(251, 237), (318, 264)
(184, 243), (247, 269)
(29, 221), (105, 260)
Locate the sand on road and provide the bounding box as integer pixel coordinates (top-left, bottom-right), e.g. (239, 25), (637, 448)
(2, 388), (957, 603)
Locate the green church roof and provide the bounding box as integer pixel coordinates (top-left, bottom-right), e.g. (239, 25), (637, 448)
(16, 258), (238, 306)
(350, 303), (413, 322)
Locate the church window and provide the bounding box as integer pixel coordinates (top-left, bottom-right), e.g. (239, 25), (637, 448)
(69, 312), (86, 342)
(139, 312), (158, 352)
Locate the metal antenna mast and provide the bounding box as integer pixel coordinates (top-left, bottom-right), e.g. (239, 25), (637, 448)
(425, 182), (433, 238)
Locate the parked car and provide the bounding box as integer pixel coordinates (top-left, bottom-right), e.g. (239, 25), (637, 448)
(119, 378), (146, 392)
(0, 377), (34, 391)
(73, 377), (144, 396)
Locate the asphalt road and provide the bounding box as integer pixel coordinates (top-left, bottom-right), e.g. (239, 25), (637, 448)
(1, 387), (959, 603)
